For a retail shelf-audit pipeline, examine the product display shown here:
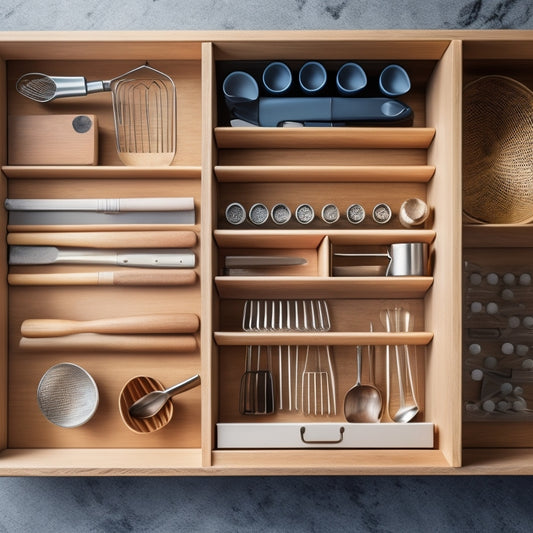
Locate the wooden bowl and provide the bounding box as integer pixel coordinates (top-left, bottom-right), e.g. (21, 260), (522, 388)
(119, 376), (173, 434)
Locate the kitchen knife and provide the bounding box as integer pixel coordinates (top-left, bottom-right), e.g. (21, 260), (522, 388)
(224, 256), (307, 268)
(8, 210), (195, 226)
(9, 246), (196, 268)
(5, 197), (194, 212)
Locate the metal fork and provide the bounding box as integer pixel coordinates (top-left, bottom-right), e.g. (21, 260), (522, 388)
(242, 299), (331, 332)
(242, 300), (331, 412)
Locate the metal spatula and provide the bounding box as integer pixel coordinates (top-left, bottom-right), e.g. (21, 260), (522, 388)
(239, 345), (274, 415)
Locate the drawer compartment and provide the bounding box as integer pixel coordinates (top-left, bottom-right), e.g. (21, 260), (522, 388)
(0, 30), (530, 475)
(217, 422), (434, 449)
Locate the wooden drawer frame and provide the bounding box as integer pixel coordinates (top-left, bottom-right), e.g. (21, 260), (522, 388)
(0, 30), (531, 475)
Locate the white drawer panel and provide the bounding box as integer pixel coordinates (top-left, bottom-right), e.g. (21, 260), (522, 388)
(217, 422), (434, 449)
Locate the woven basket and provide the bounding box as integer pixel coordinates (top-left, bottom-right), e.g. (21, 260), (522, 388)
(463, 75), (533, 224)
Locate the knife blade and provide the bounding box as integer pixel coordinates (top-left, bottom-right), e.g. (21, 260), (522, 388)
(224, 256), (307, 268)
(5, 197), (194, 212)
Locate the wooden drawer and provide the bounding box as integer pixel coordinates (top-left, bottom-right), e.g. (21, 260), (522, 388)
(0, 30), (531, 475)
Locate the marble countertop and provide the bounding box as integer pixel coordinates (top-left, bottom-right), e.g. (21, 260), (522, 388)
(0, 1), (532, 532)
(1, 0), (532, 31)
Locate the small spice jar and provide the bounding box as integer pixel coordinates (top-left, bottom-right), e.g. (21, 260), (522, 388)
(271, 203), (292, 225)
(372, 203), (392, 224)
(346, 203), (365, 225)
(295, 203), (315, 225)
(248, 203), (269, 225)
(225, 202), (246, 225)
(321, 203), (340, 224)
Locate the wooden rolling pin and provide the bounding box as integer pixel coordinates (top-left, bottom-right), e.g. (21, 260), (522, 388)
(8, 269), (196, 286)
(21, 313), (200, 338)
(7, 230), (197, 248)
(19, 334), (197, 353)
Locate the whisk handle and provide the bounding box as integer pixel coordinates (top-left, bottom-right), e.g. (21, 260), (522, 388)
(50, 76), (100, 98)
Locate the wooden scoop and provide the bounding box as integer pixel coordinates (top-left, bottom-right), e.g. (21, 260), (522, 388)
(21, 313), (199, 338)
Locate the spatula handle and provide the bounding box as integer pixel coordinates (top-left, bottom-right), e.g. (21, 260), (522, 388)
(7, 230), (196, 248)
(8, 269), (197, 286)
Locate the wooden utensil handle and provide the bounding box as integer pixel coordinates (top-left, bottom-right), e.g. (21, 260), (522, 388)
(8, 269), (197, 286)
(21, 313), (200, 337)
(19, 334), (197, 352)
(7, 230), (197, 248)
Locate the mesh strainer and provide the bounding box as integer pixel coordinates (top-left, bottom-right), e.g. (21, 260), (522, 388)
(463, 75), (533, 224)
(37, 363), (99, 428)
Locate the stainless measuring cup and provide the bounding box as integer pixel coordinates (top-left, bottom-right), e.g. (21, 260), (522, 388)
(334, 242), (429, 276)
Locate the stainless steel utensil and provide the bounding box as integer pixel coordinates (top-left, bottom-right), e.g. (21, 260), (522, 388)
(16, 73), (112, 102)
(17, 65), (177, 167)
(37, 362), (99, 428)
(5, 197), (194, 212)
(242, 300), (331, 412)
(128, 374), (201, 419)
(393, 312), (419, 423)
(241, 299), (330, 333)
(9, 246), (195, 268)
(344, 345), (383, 423)
(239, 345), (275, 415)
(225, 256), (307, 268)
(334, 242), (429, 276)
(381, 307), (419, 423)
(301, 345), (336, 416)
(111, 65), (176, 166)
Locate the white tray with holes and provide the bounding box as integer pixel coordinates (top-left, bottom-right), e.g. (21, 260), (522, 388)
(217, 423), (434, 449)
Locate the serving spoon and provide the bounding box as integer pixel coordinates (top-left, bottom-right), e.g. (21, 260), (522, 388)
(344, 344), (383, 423)
(128, 374), (201, 419)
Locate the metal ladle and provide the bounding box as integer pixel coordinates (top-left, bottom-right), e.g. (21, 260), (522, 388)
(344, 344), (382, 423)
(393, 309), (419, 423)
(128, 374), (200, 419)
(381, 308), (419, 423)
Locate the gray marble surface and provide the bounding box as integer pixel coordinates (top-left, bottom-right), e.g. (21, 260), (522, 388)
(1, 1), (533, 532)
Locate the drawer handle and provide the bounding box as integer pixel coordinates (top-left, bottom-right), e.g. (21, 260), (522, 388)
(300, 426), (345, 444)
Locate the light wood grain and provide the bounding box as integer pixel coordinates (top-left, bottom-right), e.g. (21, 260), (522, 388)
(21, 313), (199, 337)
(0, 29), (532, 475)
(7, 230), (197, 248)
(8, 115), (98, 165)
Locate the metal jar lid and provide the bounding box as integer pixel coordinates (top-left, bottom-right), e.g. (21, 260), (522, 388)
(346, 203), (365, 224)
(372, 203), (392, 224)
(321, 203), (340, 224)
(295, 203), (315, 224)
(248, 203), (269, 225)
(225, 202), (246, 225)
(271, 203), (292, 225)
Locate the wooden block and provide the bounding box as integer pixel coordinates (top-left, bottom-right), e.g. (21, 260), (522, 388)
(8, 114), (98, 165)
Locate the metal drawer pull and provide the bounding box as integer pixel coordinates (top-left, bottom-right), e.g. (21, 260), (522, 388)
(300, 426), (345, 444)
